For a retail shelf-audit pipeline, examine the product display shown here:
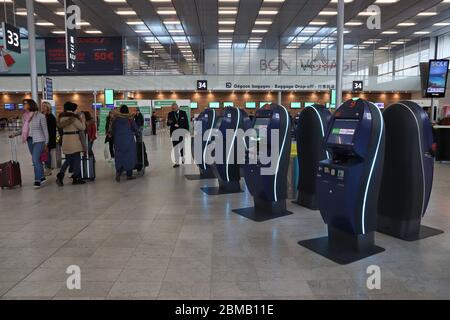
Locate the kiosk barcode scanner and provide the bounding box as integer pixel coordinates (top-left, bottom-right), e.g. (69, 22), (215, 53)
(233, 104), (294, 222)
(299, 99), (386, 265)
(201, 107), (251, 195)
(185, 109), (218, 180)
(294, 104), (332, 210)
(378, 101), (443, 241)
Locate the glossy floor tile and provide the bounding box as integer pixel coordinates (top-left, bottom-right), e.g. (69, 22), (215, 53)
(0, 131), (449, 300)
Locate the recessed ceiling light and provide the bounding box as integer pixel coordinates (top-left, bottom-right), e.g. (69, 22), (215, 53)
(255, 20), (272, 25)
(381, 30), (398, 34)
(252, 29), (268, 33)
(398, 22), (416, 26)
(52, 30), (66, 34)
(218, 9), (238, 14)
(418, 12), (437, 16)
(310, 21), (327, 26)
(36, 22), (55, 26)
(259, 9), (279, 15)
(434, 22), (450, 26)
(319, 10), (337, 16)
(345, 22), (363, 26)
(414, 31), (430, 34)
(374, 0), (399, 3)
(116, 10), (136, 15)
(157, 9), (177, 15)
(85, 30), (103, 34)
(219, 28), (234, 33)
(127, 20), (145, 25)
(219, 20), (236, 25)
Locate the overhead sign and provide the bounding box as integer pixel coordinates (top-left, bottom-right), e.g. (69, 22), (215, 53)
(352, 81), (364, 93)
(2, 22), (21, 54)
(64, 0), (77, 71)
(197, 80), (208, 91)
(45, 37), (123, 75)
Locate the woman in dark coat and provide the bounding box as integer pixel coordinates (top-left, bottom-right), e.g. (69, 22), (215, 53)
(41, 101), (57, 174)
(111, 105), (138, 182)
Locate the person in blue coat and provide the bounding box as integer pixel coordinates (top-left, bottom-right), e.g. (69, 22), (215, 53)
(110, 105), (138, 182)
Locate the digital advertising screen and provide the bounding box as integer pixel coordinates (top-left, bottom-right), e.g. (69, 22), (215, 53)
(190, 102), (198, 109)
(209, 102), (220, 109)
(426, 59), (449, 98)
(291, 102), (302, 109)
(245, 102), (256, 109)
(327, 119), (359, 146)
(45, 37), (123, 75)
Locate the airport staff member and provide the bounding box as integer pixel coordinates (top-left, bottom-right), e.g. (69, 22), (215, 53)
(167, 103), (189, 168)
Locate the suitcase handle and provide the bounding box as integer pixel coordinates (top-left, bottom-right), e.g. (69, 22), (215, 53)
(9, 137), (18, 162)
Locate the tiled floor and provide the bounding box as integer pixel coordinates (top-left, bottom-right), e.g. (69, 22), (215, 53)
(0, 131), (449, 300)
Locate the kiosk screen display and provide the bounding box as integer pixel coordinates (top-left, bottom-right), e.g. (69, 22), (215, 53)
(190, 102), (198, 109)
(249, 117), (271, 162)
(4, 104), (15, 110)
(327, 119), (359, 146)
(246, 102), (256, 109)
(209, 102), (220, 109)
(224, 102), (234, 108)
(259, 102), (271, 108)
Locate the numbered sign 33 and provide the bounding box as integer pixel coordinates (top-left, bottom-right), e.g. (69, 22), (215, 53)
(2, 22), (21, 54)
(352, 81), (364, 93)
(197, 80), (208, 91)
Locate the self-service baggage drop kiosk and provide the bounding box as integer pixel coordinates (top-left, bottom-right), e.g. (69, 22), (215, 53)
(294, 104), (332, 209)
(299, 99), (386, 265)
(186, 109), (219, 180)
(233, 104), (294, 222)
(201, 107), (251, 195)
(378, 101), (443, 241)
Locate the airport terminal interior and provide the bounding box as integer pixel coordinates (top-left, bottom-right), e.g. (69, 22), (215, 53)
(0, 0), (450, 301)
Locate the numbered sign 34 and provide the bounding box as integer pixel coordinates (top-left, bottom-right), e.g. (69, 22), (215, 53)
(352, 81), (364, 93)
(197, 80), (208, 91)
(2, 22), (21, 54)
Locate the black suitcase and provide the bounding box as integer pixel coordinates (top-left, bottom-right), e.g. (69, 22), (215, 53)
(81, 156), (95, 181)
(135, 141), (149, 174)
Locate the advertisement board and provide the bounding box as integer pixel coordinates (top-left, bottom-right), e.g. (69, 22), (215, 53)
(426, 59), (449, 98)
(45, 37), (123, 75)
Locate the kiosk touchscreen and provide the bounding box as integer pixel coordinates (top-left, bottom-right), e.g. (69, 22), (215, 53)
(378, 101), (443, 240)
(294, 104), (332, 209)
(186, 108), (219, 180)
(233, 104), (293, 222)
(299, 99), (386, 265)
(202, 107), (251, 195)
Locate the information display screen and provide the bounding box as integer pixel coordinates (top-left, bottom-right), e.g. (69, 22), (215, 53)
(17, 104), (24, 110)
(327, 119), (359, 146)
(92, 103), (103, 110)
(209, 102), (220, 109)
(224, 102), (234, 107)
(4, 104), (15, 110)
(104, 89), (114, 105)
(305, 102), (315, 108)
(245, 102), (256, 109)
(291, 102), (301, 109)
(190, 102), (198, 109)
(259, 102), (271, 108)
(426, 60), (449, 97)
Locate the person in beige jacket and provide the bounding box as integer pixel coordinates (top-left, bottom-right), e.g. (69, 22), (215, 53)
(56, 102), (86, 186)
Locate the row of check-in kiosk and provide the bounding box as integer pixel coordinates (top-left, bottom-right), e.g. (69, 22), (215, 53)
(187, 99), (443, 265)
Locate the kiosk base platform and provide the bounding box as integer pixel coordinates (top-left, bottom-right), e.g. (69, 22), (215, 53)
(299, 228), (385, 265)
(201, 181), (243, 195)
(378, 217), (444, 241)
(185, 169), (216, 181)
(233, 199), (293, 222)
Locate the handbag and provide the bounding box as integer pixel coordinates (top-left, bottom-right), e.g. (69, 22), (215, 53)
(3, 50), (15, 67)
(40, 150), (49, 162)
(0, 50), (9, 72)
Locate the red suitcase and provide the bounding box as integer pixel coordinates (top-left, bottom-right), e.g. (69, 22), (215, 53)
(0, 138), (22, 189)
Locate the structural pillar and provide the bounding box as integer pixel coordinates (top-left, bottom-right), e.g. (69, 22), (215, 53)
(26, 0), (38, 102)
(278, 91), (282, 105)
(336, 0), (345, 105)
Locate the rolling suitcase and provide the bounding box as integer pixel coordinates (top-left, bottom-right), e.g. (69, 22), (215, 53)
(80, 135), (95, 181)
(135, 140), (149, 176)
(80, 155), (95, 181)
(0, 137), (22, 189)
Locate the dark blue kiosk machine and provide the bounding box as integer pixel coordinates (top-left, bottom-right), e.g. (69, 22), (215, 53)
(294, 104), (332, 209)
(186, 109), (220, 180)
(201, 107), (251, 195)
(233, 104), (293, 222)
(299, 99), (386, 265)
(378, 101), (443, 240)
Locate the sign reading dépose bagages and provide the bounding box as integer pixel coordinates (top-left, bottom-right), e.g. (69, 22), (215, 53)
(2, 22), (21, 54)
(64, 0), (79, 71)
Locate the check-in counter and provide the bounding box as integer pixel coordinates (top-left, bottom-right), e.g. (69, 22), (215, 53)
(434, 125), (450, 162)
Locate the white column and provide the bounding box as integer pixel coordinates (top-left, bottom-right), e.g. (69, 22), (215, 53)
(336, 0), (345, 105)
(26, 0), (38, 102)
